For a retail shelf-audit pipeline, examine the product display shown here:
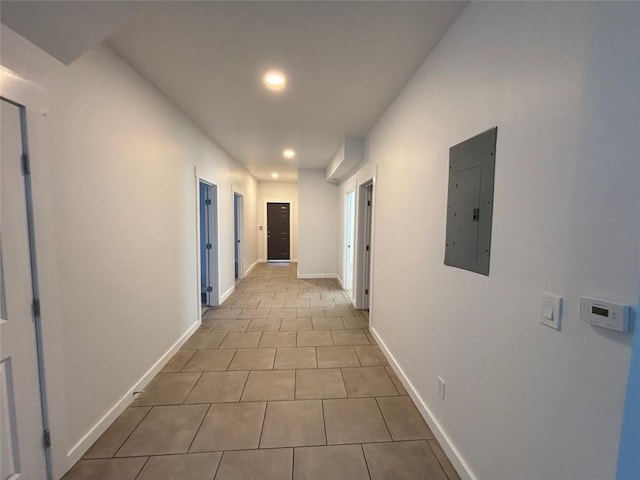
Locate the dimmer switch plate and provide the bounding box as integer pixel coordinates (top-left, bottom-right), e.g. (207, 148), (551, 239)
(540, 293), (562, 330)
(580, 297), (630, 333)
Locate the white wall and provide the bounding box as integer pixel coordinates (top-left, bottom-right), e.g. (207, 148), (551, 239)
(340, 3), (640, 480)
(298, 169), (339, 278)
(0, 25), (258, 478)
(257, 181), (299, 262)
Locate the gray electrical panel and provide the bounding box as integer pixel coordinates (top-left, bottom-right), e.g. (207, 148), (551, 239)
(444, 127), (497, 275)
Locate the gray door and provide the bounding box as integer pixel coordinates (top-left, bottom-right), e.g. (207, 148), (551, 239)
(234, 193), (243, 279)
(362, 184), (373, 309)
(199, 182), (217, 306)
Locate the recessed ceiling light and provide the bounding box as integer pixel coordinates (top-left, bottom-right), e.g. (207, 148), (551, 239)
(271, 172), (279, 179)
(263, 70), (287, 91)
(283, 148), (296, 159)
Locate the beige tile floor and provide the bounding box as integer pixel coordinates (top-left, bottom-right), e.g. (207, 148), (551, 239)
(64, 262), (461, 480)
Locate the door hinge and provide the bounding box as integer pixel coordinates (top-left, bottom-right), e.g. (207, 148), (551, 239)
(32, 298), (41, 317)
(206, 243), (212, 250)
(365, 245), (370, 252)
(365, 289), (369, 295)
(21, 153), (30, 175)
(205, 199), (212, 205)
(206, 286), (213, 292)
(367, 200), (371, 206)
(43, 429), (51, 448)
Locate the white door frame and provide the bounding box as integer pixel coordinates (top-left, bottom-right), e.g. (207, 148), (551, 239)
(354, 178), (376, 312)
(1, 96), (52, 479)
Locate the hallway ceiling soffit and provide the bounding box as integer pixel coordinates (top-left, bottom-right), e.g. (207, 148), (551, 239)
(0, 1), (141, 65)
(0, 1), (467, 182)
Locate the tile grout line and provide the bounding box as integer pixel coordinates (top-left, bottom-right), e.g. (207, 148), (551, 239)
(226, 348), (239, 371)
(338, 367), (349, 399)
(182, 371), (204, 404)
(211, 451), (224, 480)
(176, 349), (197, 372)
(381, 365), (400, 396)
(110, 406), (154, 459)
(185, 402), (213, 454)
(374, 396), (395, 442)
(256, 400), (269, 450)
(360, 443), (373, 480)
(425, 439), (456, 480)
(291, 446), (295, 480)
(320, 399), (328, 446)
(132, 455), (152, 480)
(237, 369), (251, 402)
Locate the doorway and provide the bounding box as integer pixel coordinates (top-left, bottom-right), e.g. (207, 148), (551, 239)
(199, 181), (218, 306)
(343, 190), (356, 298)
(266, 202), (290, 261)
(355, 181), (374, 310)
(233, 193), (243, 281)
(1, 98), (50, 479)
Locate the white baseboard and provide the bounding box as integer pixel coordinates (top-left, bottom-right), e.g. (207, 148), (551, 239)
(336, 275), (344, 288)
(244, 259), (259, 276)
(65, 320), (200, 468)
(220, 285), (235, 304)
(297, 273), (338, 279)
(370, 327), (476, 480)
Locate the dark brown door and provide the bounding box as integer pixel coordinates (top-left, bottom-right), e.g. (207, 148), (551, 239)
(267, 203), (290, 260)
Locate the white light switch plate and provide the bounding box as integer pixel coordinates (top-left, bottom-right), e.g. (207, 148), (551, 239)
(436, 376), (446, 401)
(540, 293), (562, 330)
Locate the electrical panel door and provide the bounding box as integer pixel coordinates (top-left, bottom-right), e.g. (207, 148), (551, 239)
(444, 127), (497, 275)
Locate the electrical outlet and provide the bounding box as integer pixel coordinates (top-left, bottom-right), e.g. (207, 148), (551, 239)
(436, 376), (446, 401)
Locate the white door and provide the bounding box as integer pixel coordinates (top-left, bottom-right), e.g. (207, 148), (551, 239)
(0, 99), (48, 479)
(343, 190), (356, 298)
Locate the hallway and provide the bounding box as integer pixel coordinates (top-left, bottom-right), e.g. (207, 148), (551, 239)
(63, 263), (460, 479)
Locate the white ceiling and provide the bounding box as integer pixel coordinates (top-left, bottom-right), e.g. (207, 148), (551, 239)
(1, 1), (466, 182)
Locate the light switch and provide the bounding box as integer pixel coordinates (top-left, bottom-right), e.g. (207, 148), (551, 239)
(540, 293), (562, 330)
